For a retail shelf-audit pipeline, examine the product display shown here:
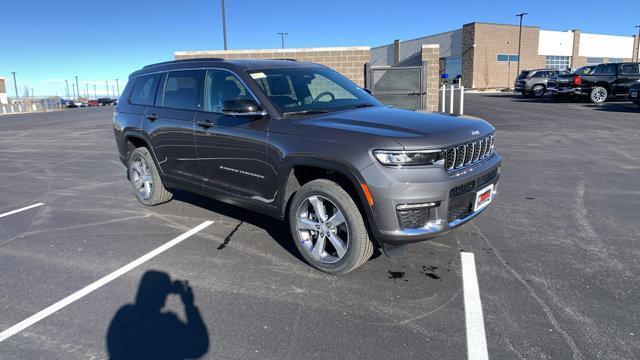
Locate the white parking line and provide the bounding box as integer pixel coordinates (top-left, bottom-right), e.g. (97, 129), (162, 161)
(461, 251), (489, 360)
(0, 220), (213, 343)
(0, 203), (45, 219)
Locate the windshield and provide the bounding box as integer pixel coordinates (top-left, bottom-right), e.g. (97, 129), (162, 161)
(248, 67), (381, 116)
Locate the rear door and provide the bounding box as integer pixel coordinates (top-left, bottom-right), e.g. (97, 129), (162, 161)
(143, 70), (204, 189)
(616, 64), (640, 95)
(194, 69), (270, 201)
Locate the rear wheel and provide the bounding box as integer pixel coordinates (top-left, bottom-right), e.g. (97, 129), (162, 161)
(128, 147), (172, 206)
(590, 86), (608, 104)
(531, 84), (545, 98)
(289, 179), (373, 274)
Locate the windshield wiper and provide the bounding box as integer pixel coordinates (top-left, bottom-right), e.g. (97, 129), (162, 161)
(349, 104), (376, 109)
(282, 109), (330, 116)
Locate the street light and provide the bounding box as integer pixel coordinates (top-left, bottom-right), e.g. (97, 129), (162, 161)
(65, 80), (70, 99)
(115, 79), (120, 98)
(10, 72), (18, 99)
(516, 12), (528, 75)
(93, 84), (97, 100)
(105, 81), (110, 98)
(277, 32), (288, 49)
(221, 0), (228, 50)
(72, 83), (76, 100)
(75, 76), (80, 100)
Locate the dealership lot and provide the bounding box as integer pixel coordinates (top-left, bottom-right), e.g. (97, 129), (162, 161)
(0, 95), (638, 359)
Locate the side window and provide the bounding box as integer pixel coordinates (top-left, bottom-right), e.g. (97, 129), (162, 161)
(203, 70), (253, 113)
(129, 74), (160, 106)
(621, 64), (639, 75)
(162, 70), (202, 110)
(596, 64), (617, 75)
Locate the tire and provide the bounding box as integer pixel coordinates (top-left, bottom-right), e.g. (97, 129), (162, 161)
(590, 86), (608, 104)
(531, 84), (545, 98)
(289, 179), (373, 274)
(127, 147), (172, 206)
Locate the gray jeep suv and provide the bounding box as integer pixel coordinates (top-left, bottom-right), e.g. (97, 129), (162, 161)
(515, 68), (570, 97)
(113, 58), (501, 273)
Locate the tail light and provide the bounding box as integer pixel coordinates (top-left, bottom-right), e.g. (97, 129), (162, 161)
(524, 77), (532, 80)
(573, 75), (582, 86)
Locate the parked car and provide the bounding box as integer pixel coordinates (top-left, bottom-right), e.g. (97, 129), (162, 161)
(547, 65), (597, 99)
(60, 99), (72, 108)
(514, 69), (570, 98)
(66, 100), (80, 108)
(547, 63), (640, 104)
(87, 100), (99, 106)
(113, 58), (501, 274)
(630, 81), (640, 107)
(98, 98), (116, 106)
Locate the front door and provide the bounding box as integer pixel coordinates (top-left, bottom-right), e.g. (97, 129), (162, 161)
(194, 69), (270, 201)
(144, 70), (204, 189)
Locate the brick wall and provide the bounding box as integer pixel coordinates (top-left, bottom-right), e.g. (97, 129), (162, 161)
(570, 30), (587, 68)
(175, 47), (370, 87)
(464, 23), (544, 89)
(421, 44), (440, 112)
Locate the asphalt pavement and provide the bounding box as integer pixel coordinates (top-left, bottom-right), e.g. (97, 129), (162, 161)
(0, 96), (638, 359)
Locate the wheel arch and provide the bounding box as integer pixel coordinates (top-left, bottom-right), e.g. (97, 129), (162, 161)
(122, 131), (164, 178)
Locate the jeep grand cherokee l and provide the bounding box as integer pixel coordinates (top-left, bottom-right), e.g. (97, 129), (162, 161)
(113, 58), (501, 274)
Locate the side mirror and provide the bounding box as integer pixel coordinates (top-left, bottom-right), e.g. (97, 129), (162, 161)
(222, 98), (267, 117)
(363, 88), (373, 95)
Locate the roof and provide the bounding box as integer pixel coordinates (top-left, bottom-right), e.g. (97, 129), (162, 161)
(129, 58), (322, 78)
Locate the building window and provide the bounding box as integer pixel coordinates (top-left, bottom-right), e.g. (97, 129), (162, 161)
(607, 58), (623, 63)
(545, 56), (571, 70)
(586, 57), (603, 65)
(497, 54), (519, 62)
(443, 56), (462, 80)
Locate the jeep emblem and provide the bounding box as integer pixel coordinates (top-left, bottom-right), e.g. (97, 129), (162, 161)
(471, 130), (480, 135)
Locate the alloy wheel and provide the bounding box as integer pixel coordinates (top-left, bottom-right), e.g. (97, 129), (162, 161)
(296, 195), (349, 264)
(131, 156), (153, 200)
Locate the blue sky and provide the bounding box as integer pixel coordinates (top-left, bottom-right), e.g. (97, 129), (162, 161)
(2, 0), (638, 97)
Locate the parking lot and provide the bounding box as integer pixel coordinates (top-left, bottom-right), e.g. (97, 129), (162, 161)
(0, 94), (638, 359)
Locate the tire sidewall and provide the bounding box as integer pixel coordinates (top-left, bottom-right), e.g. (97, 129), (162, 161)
(532, 85), (545, 98)
(289, 181), (368, 274)
(128, 147), (163, 206)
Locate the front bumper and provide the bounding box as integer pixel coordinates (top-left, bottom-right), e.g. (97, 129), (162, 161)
(360, 153), (501, 245)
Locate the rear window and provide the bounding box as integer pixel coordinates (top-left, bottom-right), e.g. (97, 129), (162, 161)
(621, 64), (639, 75)
(161, 70), (202, 110)
(517, 71), (530, 79)
(129, 74), (160, 106)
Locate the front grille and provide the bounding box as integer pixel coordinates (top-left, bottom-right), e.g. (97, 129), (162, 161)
(397, 208), (430, 229)
(443, 134), (495, 172)
(447, 203), (472, 223)
(450, 180), (476, 198)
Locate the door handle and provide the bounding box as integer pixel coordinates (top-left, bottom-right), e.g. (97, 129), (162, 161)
(196, 120), (213, 128)
(146, 113), (158, 121)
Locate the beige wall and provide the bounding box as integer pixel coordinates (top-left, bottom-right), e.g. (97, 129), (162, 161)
(421, 45), (440, 112)
(175, 47), (370, 87)
(463, 22), (544, 89)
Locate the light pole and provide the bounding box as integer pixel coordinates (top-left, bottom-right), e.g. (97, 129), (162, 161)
(277, 32), (288, 49)
(115, 79), (120, 97)
(65, 80), (70, 99)
(93, 84), (97, 99)
(86, 84), (89, 100)
(516, 12), (528, 75)
(74, 76), (80, 100)
(72, 83), (76, 100)
(506, 41), (512, 88)
(11, 72), (18, 99)
(635, 25), (640, 62)
(221, 0), (228, 50)
(105, 81), (110, 98)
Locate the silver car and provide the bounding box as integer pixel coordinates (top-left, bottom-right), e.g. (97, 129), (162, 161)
(514, 69), (570, 98)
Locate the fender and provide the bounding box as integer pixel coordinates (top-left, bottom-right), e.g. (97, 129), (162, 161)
(122, 130), (165, 177)
(274, 155), (380, 243)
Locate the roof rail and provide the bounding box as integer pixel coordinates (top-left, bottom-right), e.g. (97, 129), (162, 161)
(143, 58), (225, 68)
(270, 58), (298, 61)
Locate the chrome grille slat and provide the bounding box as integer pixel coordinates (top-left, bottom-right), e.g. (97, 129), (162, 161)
(443, 134), (495, 173)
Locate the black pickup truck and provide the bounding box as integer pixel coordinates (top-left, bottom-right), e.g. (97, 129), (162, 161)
(630, 82), (640, 107)
(547, 63), (640, 103)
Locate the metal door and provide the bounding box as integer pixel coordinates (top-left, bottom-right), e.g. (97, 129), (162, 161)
(367, 66), (424, 110)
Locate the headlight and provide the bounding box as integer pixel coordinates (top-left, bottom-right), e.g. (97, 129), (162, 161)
(373, 150), (442, 166)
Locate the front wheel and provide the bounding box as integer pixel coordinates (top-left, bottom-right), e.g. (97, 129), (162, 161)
(531, 84), (545, 98)
(289, 179), (373, 274)
(128, 147), (172, 206)
(590, 86), (608, 104)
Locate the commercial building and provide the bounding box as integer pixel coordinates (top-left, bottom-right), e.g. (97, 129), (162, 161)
(372, 22), (640, 89)
(0, 78), (8, 104)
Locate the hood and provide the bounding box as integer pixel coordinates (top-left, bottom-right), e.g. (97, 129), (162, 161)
(274, 106), (495, 150)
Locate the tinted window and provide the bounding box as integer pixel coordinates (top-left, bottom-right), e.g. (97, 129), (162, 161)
(595, 64), (617, 75)
(162, 70), (201, 110)
(203, 70), (254, 113)
(621, 64), (639, 75)
(130, 74), (160, 106)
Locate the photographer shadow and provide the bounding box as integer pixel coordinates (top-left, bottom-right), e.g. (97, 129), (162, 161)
(106, 271), (209, 360)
